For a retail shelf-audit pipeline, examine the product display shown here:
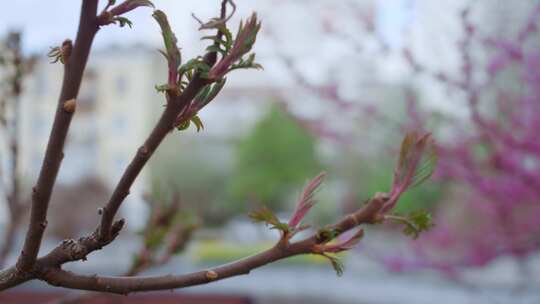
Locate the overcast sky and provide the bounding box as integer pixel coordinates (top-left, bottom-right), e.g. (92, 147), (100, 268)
(0, 1), (233, 51)
(0, 1), (412, 52)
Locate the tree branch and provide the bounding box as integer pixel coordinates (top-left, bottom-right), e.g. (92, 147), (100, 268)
(97, 0), (229, 242)
(0, 0), (437, 296)
(39, 197), (385, 294)
(97, 76), (210, 241)
(49, 196), (196, 304)
(1, 0), (229, 290)
(16, 0), (100, 272)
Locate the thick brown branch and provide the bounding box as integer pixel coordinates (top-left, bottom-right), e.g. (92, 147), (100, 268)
(39, 198), (385, 294)
(40, 247), (291, 294)
(16, 0), (100, 272)
(50, 220), (194, 304)
(0, 220), (124, 290)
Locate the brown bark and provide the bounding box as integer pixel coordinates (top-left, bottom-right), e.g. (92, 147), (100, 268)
(16, 0), (100, 273)
(40, 197), (384, 294)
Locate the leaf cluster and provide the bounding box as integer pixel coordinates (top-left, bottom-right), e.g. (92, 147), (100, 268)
(248, 207), (290, 232)
(388, 210), (434, 239)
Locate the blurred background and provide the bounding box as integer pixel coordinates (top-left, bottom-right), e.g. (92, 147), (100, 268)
(1, 0), (540, 303)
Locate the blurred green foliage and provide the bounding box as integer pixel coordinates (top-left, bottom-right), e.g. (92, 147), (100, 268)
(360, 163), (443, 214)
(228, 104), (321, 212)
(332, 147), (443, 215)
(149, 137), (232, 226)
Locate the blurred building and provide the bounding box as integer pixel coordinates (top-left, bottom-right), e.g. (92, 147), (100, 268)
(17, 44), (284, 229)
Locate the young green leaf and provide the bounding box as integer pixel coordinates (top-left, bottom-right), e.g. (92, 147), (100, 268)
(176, 119), (191, 131)
(316, 227), (339, 243)
(191, 115), (204, 132)
(47, 46), (63, 64)
(178, 57), (211, 80)
(249, 207), (290, 232)
(228, 53), (264, 73)
(208, 13), (262, 80)
(386, 210), (434, 239)
(113, 16), (133, 28)
(383, 132), (437, 213)
(153, 10), (181, 84)
(192, 0), (236, 31)
(193, 78), (227, 110)
(321, 254), (345, 277)
(403, 210), (434, 239)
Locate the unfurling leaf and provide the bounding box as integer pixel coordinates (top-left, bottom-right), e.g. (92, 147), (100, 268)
(249, 207), (290, 232)
(153, 10), (181, 85)
(383, 132), (437, 213)
(395, 132), (437, 190)
(288, 172), (326, 228)
(154, 83), (180, 96)
(204, 78), (227, 102)
(176, 119), (190, 131)
(386, 210), (434, 239)
(193, 85), (212, 105)
(192, 0), (236, 31)
(109, 0), (155, 17)
(191, 115), (204, 132)
(410, 139), (437, 188)
(202, 25), (234, 55)
(227, 53), (263, 73)
(316, 227), (339, 243)
(47, 40), (72, 64)
(113, 16), (133, 28)
(208, 13), (262, 80)
(322, 254), (345, 277)
(178, 57), (211, 80)
(196, 78), (227, 109)
(155, 84), (169, 93)
(174, 115), (204, 132)
(47, 47), (63, 64)
(403, 210), (434, 239)
(316, 229), (364, 253)
(99, 0), (154, 27)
